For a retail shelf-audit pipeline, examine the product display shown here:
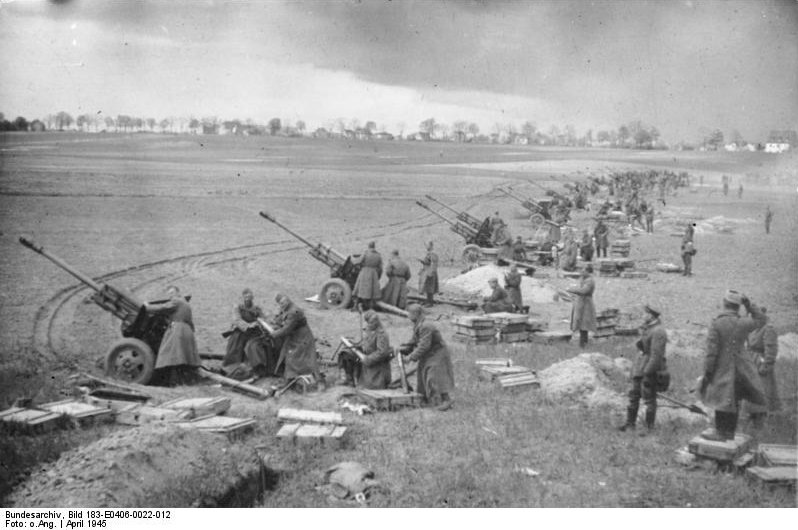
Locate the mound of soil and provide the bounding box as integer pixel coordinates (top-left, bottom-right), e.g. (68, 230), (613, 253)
(8, 425), (262, 507)
(443, 264), (559, 304)
(539, 353), (627, 409)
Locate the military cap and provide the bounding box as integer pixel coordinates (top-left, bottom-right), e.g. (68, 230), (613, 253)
(723, 289), (743, 306)
(643, 304), (661, 317)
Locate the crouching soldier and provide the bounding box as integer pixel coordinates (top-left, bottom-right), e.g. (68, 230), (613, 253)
(619, 304), (668, 435)
(400, 304), (454, 411)
(338, 310), (392, 389)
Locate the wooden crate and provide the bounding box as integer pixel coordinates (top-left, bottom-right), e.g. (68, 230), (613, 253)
(39, 399), (114, 427)
(454, 326), (496, 338)
(276, 422), (348, 449)
(529, 330), (572, 344)
(688, 430), (754, 461)
(356, 388), (423, 411)
(496, 372), (540, 389)
(0, 407), (65, 435)
(757, 444), (798, 467)
(499, 331), (528, 343)
(475, 358), (513, 367)
(745, 466), (797, 488)
(592, 329), (616, 338)
(452, 315), (495, 329)
(452, 333), (494, 345)
(277, 408), (343, 424)
(83, 395), (144, 414)
(614, 327), (640, 336)
(597, 308), (620, 318)
(526, 318), (548, 332)
(621, 271), (648, 279)
(176, 415), (255, 440)
(162, 396), (231, 419)
(115, 405), (191, 425)
(490, 312), (529, 325)
(479, 365), (532, 382)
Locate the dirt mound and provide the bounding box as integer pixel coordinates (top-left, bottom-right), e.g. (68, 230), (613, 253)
(694, 215), (756, 235)
(8, 425), (262, 507)
(443, 264), (559, 304)
(778, 333), (798, 361)
(539, 353), (627, 409)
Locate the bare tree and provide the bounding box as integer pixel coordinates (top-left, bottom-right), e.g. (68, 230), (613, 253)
(467, 122), (480, 140)
(419, 117), (436, 135)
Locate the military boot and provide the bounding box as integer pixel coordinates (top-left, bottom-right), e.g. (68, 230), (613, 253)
(639, 408), (656, 437)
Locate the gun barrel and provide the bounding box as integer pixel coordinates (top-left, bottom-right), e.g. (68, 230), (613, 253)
(259, 211), (347, 263)
(19, 237), (103, 292)
(415, 200), (456, 227)
(424, 195), (463, 216)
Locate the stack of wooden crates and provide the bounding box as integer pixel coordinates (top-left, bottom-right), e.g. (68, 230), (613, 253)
(452, 315), (496, 344)
(594, 308), (619, 338)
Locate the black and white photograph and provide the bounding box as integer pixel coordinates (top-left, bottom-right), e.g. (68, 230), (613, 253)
(1, 0), (796, 514)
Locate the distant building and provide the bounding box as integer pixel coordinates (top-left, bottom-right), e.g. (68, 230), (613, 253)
(313, 127), (331, 138)
(765, 130), (797, 153)
(374, 132), (394, 141)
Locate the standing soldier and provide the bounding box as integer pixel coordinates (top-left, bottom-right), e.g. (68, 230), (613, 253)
(744, 307), (781, 420)
(699, 291), (767, 441)
(681, 239), (696, 276)
(579, 229), (594, 262)
(738, 184), (743, 198)
(504, 264), (524, 313)
(418, 241), (439, 307)
(645, 205), (655, 233)
(353, 241), (382, 311)
(381, 249), (411, 309)
(764, 205), (773, 234)
(400, 304), (455, 411)
(337, 310), (392, 389)
(144, 285), (200, 385)
(594, 219), (609, 258)
(566, 264), (597, 348)
(619, 305), (668, 434)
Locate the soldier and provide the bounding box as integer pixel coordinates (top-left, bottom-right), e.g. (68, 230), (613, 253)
(744, 307), (781, 419)
(272, 293), (322, 386)
(738, 184), (743, 198)
(222, 288), (277, 378)
(482, 277), (514, 314)
(645, 205), (655, 233)
(618, 305), (668, 434)
(594, 219), (609, 258)
(504, 265), (524, 313)
(337, 310), (392, 389)
(699, 291), (767, 441)
(418, 241), (439, 307)
(566, 264), (597, 348)
(681, 239), (696, 276)
(579, 229), (594, 262)
(400, 304), (455, 411)
(764, 205), (773, 234)
(381, 249), (411, 309)
(144, 285), (200, 385)
(512, 236), (527, 261)
(353, 241), (382, 311)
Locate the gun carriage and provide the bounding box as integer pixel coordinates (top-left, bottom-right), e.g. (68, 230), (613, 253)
(19, 237), (183, 385)
(414, 198), (495, 266)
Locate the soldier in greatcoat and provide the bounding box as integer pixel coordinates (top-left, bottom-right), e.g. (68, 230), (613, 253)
(504, 265), (523, 312)
(742, 307), (781, 421)
(144, 285), (200, 384)
(353, 241), (382, 311)
(560, 238), (578, 272)
(619, 305), (668, 434)
(337, 310), (393, 389)
(594, 220), (609, 258)
(400, 304), (455, 411)
(381, 249), (411, 309)
(271, 294), (322, 385)
(221, 288), (279, 378)
(764, 205), (773, 234)
(699, 290), (767, 441)
(567, 264), (597, 347)
(418, 241), (439, 307)
(482, 278), (514, 314)
(512, 236), (527, 261)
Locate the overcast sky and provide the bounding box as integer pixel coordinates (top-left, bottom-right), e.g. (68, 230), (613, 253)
(1, 0), (796, 143)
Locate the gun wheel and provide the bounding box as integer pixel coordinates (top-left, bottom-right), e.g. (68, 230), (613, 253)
(529, 213), (544, 228)
(319, 278), (352, 309)
(462, 244), (483, 266)
(105, 338), (155, 385)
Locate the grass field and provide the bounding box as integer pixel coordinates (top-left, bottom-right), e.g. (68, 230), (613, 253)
(0, 131), (796, 507)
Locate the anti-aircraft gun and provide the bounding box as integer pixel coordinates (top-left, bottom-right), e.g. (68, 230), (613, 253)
(497, 186), (554, 227)
(258, 212), (407, 316)
(414, 198), (495, 266)
(19, 237), (180, 385)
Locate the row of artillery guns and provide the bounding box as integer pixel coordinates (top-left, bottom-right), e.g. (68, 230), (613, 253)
(414, 195), (552, 269)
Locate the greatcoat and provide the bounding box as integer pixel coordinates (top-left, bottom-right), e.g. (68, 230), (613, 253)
(353, 249), (383, 301)
(272, 302), (319, 380)
(744, 322), (781, 413)
(632, 319), (668, 377)
(483, 285), (514, 314)
(147, 297), (200, 369)
(504, 270), (523, 310)
(701, 305), (766, 413)
(356, 326), (393, 390)
(567, 275), (597, 332)
(418, 250), (439, 295)
(223, 303), (272, 370)
(406, 317), (454, 401)
(381, 257), (411, 309)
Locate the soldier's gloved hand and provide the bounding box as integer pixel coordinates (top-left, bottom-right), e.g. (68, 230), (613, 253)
(740, 295), (751, 310)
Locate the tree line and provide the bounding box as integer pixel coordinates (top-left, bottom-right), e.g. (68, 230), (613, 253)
(0, 110), (757, 150)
